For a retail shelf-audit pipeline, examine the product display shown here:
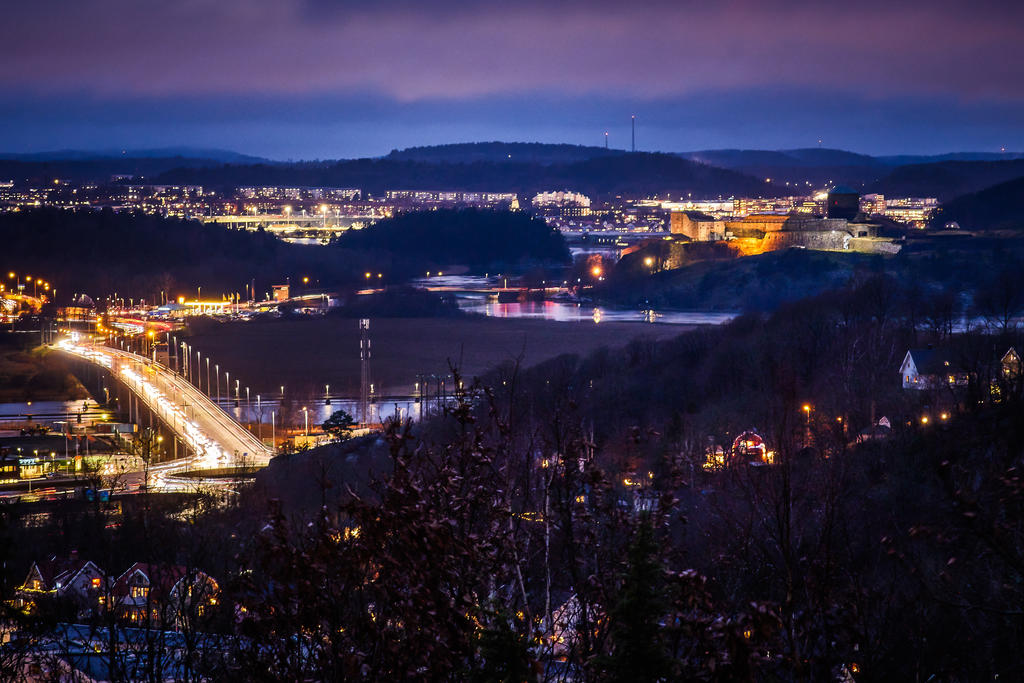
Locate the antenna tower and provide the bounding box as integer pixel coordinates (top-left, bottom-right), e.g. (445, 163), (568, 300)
(359, 318), (371, 424)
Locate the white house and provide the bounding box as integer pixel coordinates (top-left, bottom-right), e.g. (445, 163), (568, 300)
(900, 349), (971, 390)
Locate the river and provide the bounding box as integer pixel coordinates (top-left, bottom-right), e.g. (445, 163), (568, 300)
(411, 275), (738, 326)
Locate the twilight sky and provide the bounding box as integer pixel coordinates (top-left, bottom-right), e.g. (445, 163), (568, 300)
(2, 0), (1022, 159)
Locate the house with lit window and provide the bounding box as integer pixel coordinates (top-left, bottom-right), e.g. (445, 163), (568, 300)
(992, 347), (1023, 401)
(1002, 347), (1021, 382)
(109, 563), (219, 629)
(899, 348), (972, 390)
(15, 552), (106, 617)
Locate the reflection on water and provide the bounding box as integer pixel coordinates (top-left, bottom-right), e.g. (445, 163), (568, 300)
(412, 275), (737, 326)
(0, 399), (101, 419)
(457, 297), (736, 326)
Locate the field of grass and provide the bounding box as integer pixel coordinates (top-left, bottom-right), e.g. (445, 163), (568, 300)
(184, 316), (688, 398)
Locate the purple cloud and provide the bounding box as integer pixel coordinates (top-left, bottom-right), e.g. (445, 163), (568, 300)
(4, 0), (1023, 101)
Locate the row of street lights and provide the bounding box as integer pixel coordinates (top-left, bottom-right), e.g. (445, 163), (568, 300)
(166, 334), (296, 446)
(4, 271), (53, 299)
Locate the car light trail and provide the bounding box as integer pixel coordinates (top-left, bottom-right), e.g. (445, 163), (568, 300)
(56, 335), (272, 491)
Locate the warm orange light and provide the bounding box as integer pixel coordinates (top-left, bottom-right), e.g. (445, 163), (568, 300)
(302, 276), (309, 284)
(365, 272), (371, 279)
(591, 265), (603, 278)
(7, 272), (14, 279)
(940, 412), (948, 421)
(802, 404), (811, 413)
(644, 256), (654, 267)
(921, 416), (929, 424)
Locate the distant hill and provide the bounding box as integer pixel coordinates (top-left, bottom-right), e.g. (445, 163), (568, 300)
(877, 152), (1024, 165)
(930, 176), (1024, 231)
(680, 147), (891, 188)
(683, 148), (883, 169)
(871, 160), (1024, 201)
(678, 148), (1024, 191)
(385, 141), (624, 165)
(5, 141), (1021, 199)
(0, 147), (267, 164)
(0, 156), (265, 185)
(155, 152), (782, 199)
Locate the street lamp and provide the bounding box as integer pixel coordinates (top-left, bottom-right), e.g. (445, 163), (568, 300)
(302, 406), (309, 436)
(215, 364), (220, 403)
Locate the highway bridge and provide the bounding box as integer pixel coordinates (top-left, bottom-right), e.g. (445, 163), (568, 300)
(55, 337), (274, 489)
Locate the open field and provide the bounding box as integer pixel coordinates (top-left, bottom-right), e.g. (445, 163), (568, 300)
(184, 316), (690, 397)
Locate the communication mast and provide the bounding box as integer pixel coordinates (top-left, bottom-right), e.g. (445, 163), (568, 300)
(359, 318), (371, 424)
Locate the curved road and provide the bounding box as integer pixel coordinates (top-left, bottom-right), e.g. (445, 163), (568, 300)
(56, 337), (273, 490)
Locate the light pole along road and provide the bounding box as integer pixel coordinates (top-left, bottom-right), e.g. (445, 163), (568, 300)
(55, 336), (274, 490)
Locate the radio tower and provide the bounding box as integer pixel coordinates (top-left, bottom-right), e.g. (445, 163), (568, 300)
(631, 115), (636, 152)
(359, 319), (371, 424)
(604, 131), (609, 149)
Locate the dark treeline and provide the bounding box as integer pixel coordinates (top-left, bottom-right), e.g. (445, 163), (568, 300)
(870, 159), (1024, 201)
(333, 208), (570, 274)
(4, 276), (1024, 680)
(930, 175), (1024, 231)
(155, 153), (784, 199)
(0, 208), (367, 302)
(384, 141), (626, 165)
(0, 156), (247, 186)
